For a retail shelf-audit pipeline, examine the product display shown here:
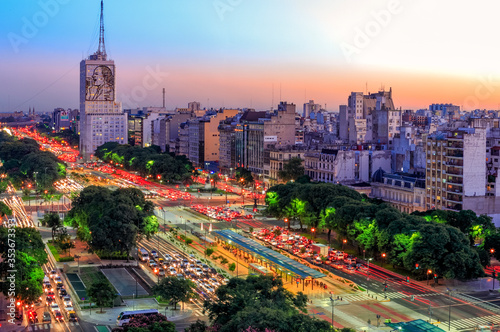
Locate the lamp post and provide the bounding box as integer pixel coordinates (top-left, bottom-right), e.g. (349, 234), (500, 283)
(342, 239), (347, 251)
(427, 269), (432, 285)
(382, 253), (386, 267)
(410, 295), (432, 323)
(311, 228), (316, 239)
(491, 249), (496, 291)
(74, 255), (80, 274)
(367, 258), (372, 280)
(329, 296), (337, 329)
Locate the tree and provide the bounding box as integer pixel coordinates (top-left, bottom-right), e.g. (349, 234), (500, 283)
(41, 212), (62, 241)
(185, 319), (210, 332)
(278, 157), (304, 183)
(204, 276), (330, 332)
(0, 201), (12, 216)
(235, 167), (254, 187)
(152, 277), (197, 310)
(204, 248), (214, 257)
(87, 279), (116, 313)
(228, 263), (236, 272)
(66, 186), (157, 257)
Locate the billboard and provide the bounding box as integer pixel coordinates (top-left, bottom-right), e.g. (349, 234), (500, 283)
(264, 135), (277, 142)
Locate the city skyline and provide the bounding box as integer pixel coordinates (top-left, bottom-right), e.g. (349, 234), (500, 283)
(1, 0), (500, 112)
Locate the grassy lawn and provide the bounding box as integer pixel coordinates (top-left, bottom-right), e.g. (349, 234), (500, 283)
(78, 266), (108, 287)
(47, 241), (74, 262)
(47, 243), (60, 261)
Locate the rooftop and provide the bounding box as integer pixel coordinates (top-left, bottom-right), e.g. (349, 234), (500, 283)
(213, 230), (326, 279)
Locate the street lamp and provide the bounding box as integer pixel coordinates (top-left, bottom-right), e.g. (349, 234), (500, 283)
(329, 296), (337, 329)
(367, 258), (373, 279)
(311, 228), (315, 239)
(342, 239), (347, 250)
(410, 295), (432, 323)
(382, 253), (386, 267)
(427, 269), (432, 285)
(74, 255), (81, 274)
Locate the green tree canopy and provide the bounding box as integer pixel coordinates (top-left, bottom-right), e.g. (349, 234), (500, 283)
(152, 276), (197, 310)
(87, 279), (116, 312)
(204, 275), (330, 332)
(66, 186), (157, 255)
(278, 157), (305, 183)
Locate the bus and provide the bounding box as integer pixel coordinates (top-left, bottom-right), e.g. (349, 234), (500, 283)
(248, 263), (273, 276)
(116, 309), (159, 326)
(139, 248), (149, 261)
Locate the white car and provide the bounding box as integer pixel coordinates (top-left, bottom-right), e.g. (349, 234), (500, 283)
(195, 268), (203, 276)
(50, 270), (58, 279)
(63, 296), (72, 307)
(169, 267), (177, 275)
(65, 306), (74, 312)
(50, 303), (59, 312)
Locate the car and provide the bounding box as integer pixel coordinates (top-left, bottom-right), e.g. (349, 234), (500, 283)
(202, 264), (210, 272)
(210, 268), (217, 275)
(44, 284), (53, 292)
(176, 273), (185, 279)
(148, 259), (156, 267)
(194, 268), (203, 276)
(164, 253), (172, 260)
(50, 303), (59, 312)
(209, 278), (220, 287)
(58, 288), (67, 298)
(54, 276), (62, 283)
(43, 311), (51, 322)
(158, 268), (166, 277)
(195, 260), (203, 267)
(169, 267), (177, 275)
(49, 270), (58, 279)
(47, 291), (55, 299)
(56, 282), (64, 290)
(151, 250), (159, 259)
(54, 310), (64, 321)
(65, 306), (74, 312)
(27, 310), (37, 323)
(63, 296), (72, 307)
(45, 297), (55, 306)
(68, 310), (78, 322)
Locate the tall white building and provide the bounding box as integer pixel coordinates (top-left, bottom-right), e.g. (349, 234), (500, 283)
(79, 1), (127, 160)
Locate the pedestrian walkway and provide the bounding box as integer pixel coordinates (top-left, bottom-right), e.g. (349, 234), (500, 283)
(445, 314), (500, 330)
(339, 291), (440, 303)
(27, 322), (80, 330)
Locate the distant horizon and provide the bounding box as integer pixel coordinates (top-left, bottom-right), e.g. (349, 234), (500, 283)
(2, 1), (500, 113)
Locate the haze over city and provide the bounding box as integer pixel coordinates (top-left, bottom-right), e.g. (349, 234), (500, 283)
(2, 0), (500, 112)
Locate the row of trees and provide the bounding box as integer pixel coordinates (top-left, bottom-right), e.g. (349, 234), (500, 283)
(266, 182), (491, 280)
(0, 227), (48, 303)
(65, 186), (158, 256)
(94, 142), (194, 183)
(0, 131), (66, 189)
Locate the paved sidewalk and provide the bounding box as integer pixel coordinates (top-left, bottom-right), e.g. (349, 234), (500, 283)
(78, 298), (193, 326)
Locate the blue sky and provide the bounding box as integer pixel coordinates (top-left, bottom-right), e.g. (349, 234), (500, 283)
(1, 0), (500, 112)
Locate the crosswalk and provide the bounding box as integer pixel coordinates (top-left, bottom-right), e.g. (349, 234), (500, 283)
(28, 322), (80, 330)
(446, 314), (500, 330)
(341, 291), (437, 302)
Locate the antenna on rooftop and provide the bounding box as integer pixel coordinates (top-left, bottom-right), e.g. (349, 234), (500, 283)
(96, 0), (107, 59)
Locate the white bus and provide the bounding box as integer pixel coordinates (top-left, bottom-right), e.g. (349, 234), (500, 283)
(116, 309), (159, 326)
(139, 248), (149, 261)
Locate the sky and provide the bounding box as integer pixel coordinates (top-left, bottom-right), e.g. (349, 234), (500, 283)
(1, 0), (500, 113)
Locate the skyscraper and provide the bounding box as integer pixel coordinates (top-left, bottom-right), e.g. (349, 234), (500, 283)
(79, 0), (127, 160)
